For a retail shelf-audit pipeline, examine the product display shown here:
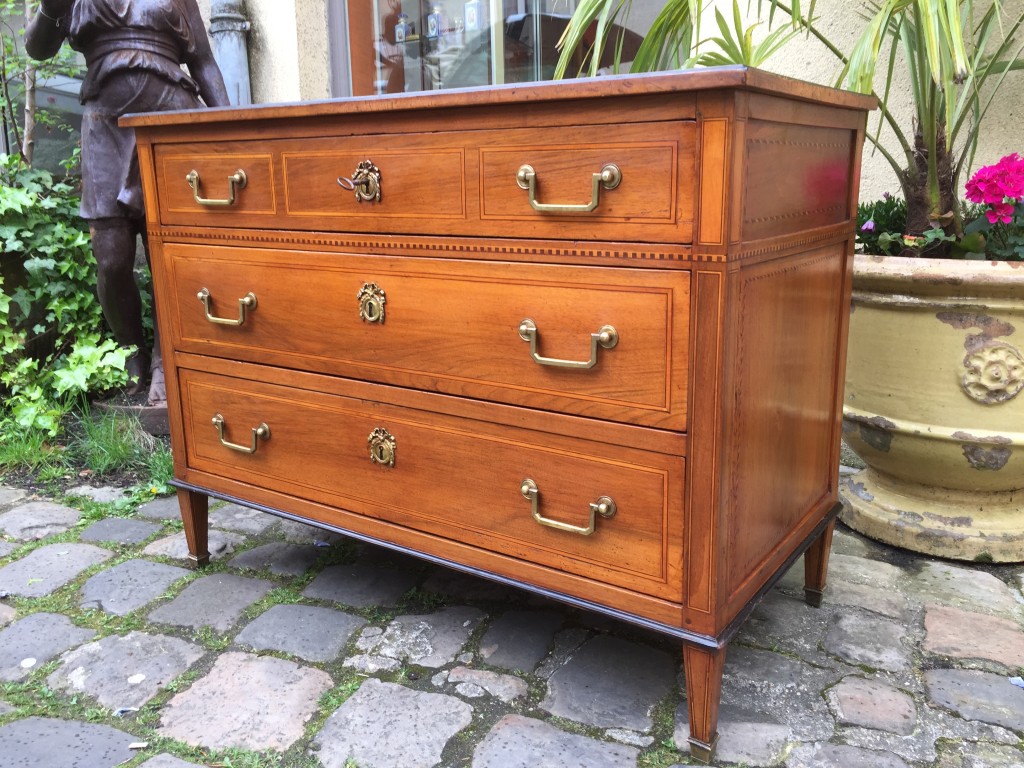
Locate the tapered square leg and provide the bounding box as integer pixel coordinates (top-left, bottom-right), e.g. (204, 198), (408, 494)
(177, 488), (209, 567)
(683, 642), (726, 764)
(804, 518), (836, 607)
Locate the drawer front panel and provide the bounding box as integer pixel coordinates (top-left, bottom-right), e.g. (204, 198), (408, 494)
(480, 122), (694, 242)
(151, 121), (694, 241)
(180, 369), (684, 600)
(157, 144), (277, 226)
(166, 244), (690, 429)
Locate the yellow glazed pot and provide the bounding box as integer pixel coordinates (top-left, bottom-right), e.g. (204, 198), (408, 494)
(841, 255), (1024, 562)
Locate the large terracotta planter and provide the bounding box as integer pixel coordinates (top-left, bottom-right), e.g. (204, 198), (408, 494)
(841, 255), (1024, 562)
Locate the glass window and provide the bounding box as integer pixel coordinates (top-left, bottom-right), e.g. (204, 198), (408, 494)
(346, 0), (600, 96)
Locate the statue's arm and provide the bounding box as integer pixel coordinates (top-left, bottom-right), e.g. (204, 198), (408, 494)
(182, 0), (230, 108)
(25, 0), (72, 60)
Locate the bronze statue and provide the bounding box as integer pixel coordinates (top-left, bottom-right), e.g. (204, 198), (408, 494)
(26, 0), (229, 406)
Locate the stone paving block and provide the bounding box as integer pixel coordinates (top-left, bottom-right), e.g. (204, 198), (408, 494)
(935, 741), (1024, 768)
(923, 604), (1024, 668)
(275, 518), (346, 546)
(80, 558), (190, 615)
(604, 728), (654, 748)
(314, 678), (472, 768)
(159, 651), (332, 751)
(0, 501), (80, 540)
(0, 487), (27, 508)
(0, 541), (17, 558)
(472, 714), (639, 768)
(831, 527), (873, 558)
(0, 613), (96, 682)
(787, 742), (911, 768)
(0, 543), (112, 598)
(228, 541), (320, 576)
(209, 503), (275, 535)
(354, 606), (485, 668)
(422, 567), (521, 602)
(138, 756), (206, 768)
(827, 579), (915, 621)
(65, 485), (129, 503)
(0, 603), (14, 628)
(535, 627), (590, 679)
(719, 646), (844, 742)
(478, 609), (563, 672)
(541, 634), (675, 731)
(136, 495), (180, 521)
(828, 553), (908, 592)
(446, 666), (529, 702)
(149, 573), (274, 632)
(143, 530), (247, 562)
(909, 561), (1023, 618)
(80, 517), (161, 545)
(302, 562), (419, 608)
(675, 704), (791, 766)
(0, 716), (137, 767)
(737, 590), (831, 659)
(925, 669), (1024, 730)
(827, 676), (916, 735)
(235, 604), (366, 662)
(47, 630), (204, 710)
(824, 612), (913, 672)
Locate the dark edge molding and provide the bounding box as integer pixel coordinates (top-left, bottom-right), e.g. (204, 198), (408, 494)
(170, 481), (841, 650)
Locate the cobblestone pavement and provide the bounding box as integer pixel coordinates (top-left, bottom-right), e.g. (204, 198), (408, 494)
(0, 483), (1022, 767)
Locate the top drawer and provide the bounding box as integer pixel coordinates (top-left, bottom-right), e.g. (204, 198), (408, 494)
(152, 121), (695, 243)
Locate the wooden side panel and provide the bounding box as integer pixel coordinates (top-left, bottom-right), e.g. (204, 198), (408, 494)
(723, 245), (847, 610)
(741, 121), (854, 242)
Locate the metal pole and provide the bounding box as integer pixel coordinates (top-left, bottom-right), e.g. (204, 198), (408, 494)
(210, 0), (252, 106)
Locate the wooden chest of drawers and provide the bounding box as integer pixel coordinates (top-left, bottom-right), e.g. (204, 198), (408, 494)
(124, 67), (872, 763)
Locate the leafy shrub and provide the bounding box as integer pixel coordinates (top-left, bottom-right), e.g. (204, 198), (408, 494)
(0, 153), (130, 434)
(857, 195), (908, 255)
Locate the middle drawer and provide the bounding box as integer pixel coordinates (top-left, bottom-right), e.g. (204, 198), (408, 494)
(164, 244), (690, 430)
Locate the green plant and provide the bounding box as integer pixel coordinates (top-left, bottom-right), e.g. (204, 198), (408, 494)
(555, 0), (1024, 258)
(67, 405), (155, 475)
(0, 153), (130, 434)
(857, 193), (908, 254)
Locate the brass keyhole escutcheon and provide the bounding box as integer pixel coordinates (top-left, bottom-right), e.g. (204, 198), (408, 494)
(358, 283), (387, 324)
(338, 159), (382, 203)
(368, 427), (396, 467)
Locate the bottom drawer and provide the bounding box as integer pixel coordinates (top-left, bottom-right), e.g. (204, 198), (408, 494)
(178, 368), (684, 601)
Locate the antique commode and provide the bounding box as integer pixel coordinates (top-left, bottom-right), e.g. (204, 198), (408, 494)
(122, 67), (872, 762)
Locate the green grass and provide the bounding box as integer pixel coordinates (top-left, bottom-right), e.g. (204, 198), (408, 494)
(67, 407), (155, 475)
(0, 421), (72, 478)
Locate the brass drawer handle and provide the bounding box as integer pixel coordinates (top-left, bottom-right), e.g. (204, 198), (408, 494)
(212, 414), (270, 454)
(520, 479), (616, 536)
(358, 283), (386, 324)
(338, 159), (382, 203)
(368, 427), (396, 467)
(518, 318), (618, 370)
(197, 287), (257, 326)
(515, 163), (621, 213)
(185, 169), (247, 207)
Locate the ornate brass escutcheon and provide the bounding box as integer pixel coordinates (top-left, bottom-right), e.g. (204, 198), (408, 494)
(368, 427), (396, 467)
(186, 168), (247, 207)
(197, 287), (257, 326)
(515, 163), (621, 213)
(519, 478), (616, 536)
(211, 414), (270, 454)
(338, 160), (382, 203)
(518, 318), (618, 369)
(358, 283), (387, 324)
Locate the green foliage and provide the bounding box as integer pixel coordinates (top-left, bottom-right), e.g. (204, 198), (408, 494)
(2, 0), (82, 162)
(857, 195), (908, 254)
(0, 153), (130, 434)
(692, 0), (801, 68)
(67, 406), (156, 475)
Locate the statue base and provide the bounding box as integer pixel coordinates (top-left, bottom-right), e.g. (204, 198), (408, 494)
(94, 395), (169, 436)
